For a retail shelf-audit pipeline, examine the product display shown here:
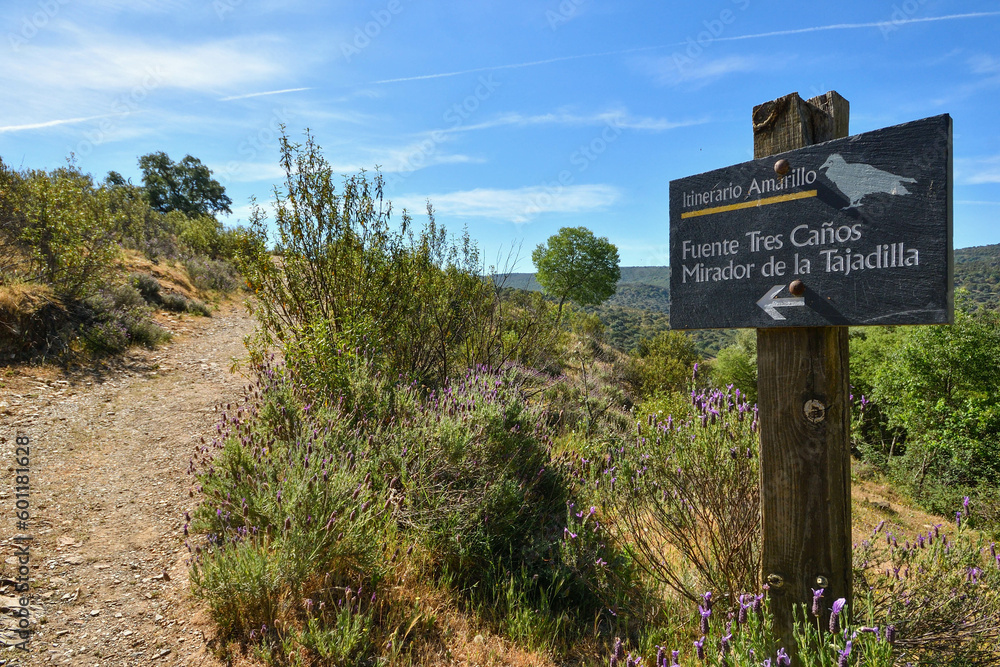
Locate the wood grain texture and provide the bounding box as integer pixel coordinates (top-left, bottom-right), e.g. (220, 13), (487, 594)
(753, 92), (852, 653)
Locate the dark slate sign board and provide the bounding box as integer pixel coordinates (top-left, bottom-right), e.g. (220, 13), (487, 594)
(669, 114), (952, 330)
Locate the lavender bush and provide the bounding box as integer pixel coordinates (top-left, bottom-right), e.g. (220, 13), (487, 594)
(853, 503), (1000, 665)
(603, 383), (760, 605)
(188, 357), (635, 662)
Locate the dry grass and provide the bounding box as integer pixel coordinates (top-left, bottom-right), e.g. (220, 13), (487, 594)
(851, 474), (947, 542)
(121, 249), (199, 299)
(0, 282), (69, 356)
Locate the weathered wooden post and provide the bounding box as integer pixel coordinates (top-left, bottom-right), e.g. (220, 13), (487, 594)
(752, 91), (852, 651)
(668, 91), (952, 660)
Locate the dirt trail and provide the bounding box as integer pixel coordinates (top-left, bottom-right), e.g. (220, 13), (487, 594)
(1, 301), (254, 666)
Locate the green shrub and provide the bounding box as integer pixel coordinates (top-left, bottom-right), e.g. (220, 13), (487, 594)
(4, 164), (121, 300)
(159, 292), (190, 312)
(235, 130), (554, 390)
(190, 361), (633, 662)
(129, 273), (161, 303)
(187, 298), (212, 317)
(183, 256), (242, 292)
(603, 386), (760, 604)
(709, 329), (757, 404)
(79, 283), (170, 353)
(851, 300), (1000, 526)
(633, 329), (700, 398)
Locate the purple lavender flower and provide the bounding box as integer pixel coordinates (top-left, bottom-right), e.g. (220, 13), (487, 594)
(776, 647), (791, 666)
(812, 588), (824, 617)
(838, 639), (852, 667)
(671, 650), (679, 666)
(720, 632), (732, 656)
(694, 636), (705, 661)
(830, 598), (846, 633)
(885, 625), (897, 644)
(610, 637), (623, 667)
(699, 604), (711, 635)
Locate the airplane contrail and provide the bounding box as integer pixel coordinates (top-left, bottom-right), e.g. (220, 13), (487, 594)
(373, 11), (1000, 84)
(219, 87), (312, 102)
(0, 114), (114, 133)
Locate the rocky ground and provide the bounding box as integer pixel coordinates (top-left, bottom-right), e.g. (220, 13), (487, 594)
(1, 301), (253, 666)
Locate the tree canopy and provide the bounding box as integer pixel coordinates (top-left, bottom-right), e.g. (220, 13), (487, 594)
(532, 226), (620, 322)
(138, 152), (232, 217)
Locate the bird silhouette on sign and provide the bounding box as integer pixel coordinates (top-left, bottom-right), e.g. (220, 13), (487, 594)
(819, 153), (917, 209)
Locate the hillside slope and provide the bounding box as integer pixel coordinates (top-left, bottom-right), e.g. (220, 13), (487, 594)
(506, 244), (1000, 319)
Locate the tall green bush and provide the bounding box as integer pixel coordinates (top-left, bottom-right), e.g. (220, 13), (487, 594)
(4, 165), (121, 299)
(235, 130), (554, 390)
(851, 298), (1000, 519)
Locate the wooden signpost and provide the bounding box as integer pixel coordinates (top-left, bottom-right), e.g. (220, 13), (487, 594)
(670, 112), (952, 329)
(668, 91), (953, 653)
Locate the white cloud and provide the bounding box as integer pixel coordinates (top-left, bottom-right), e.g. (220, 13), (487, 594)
(2, 28), (289, 106)
(969, 54), (1000, 75)
(956, 156), (1000, 184)
(394, 184), (621, 223)
(637, 54), (771, 87)
(451, 109), (706, 133)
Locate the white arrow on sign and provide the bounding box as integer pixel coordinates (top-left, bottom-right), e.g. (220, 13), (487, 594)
(757, 285), (806, 320)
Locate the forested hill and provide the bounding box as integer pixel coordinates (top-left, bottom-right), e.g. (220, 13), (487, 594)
(504, 266), (672, 312)
(504, 244), (1000, 314)
(955, 243), (1000, 309)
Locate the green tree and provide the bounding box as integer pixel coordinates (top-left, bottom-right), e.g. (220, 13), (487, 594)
(634, 330), (700, 397)
(851, 294), (1000, 511)
(711, 330), (758, 404)
(531, 226), (620, 323)
(138, 152), (232, 217)
(9, 165), (121, 298)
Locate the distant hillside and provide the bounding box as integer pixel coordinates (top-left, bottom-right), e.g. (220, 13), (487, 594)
(618, 266), (670, 290)
(502, 272), (542, 292)
(606, 283), (670, 313)
(500, 245), (1000, 354)
(955, 244), (1000, 310)
(503, 267), (672, 313)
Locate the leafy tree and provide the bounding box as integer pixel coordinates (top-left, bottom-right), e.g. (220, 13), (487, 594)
(138, 152), (232, 217)
(235, 130), (553, 390)
(634, 330), (700, 397)
(711, 330), (758, 404)
(105, 170), (129, 188)
(531, 226), (620, 323)
(6, 165), (120, 298)
(851, 294), (1000, 513)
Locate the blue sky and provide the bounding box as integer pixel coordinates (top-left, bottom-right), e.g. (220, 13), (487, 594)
(2, 1), (999, 268)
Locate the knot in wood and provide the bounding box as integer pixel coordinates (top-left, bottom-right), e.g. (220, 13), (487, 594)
(752, 98), (786, 133)
(804, 399), (826, 423)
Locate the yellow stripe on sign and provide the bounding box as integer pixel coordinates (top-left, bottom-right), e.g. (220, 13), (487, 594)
(680, 189), (818, 219)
